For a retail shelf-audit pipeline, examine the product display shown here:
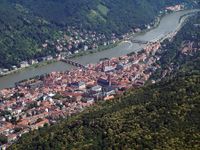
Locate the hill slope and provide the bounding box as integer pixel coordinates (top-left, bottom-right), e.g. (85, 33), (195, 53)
(0, 0), (59, 68)
(152, 12), (200, 81)
(0, 0), (196, 69)
(10, 0), (193, 34)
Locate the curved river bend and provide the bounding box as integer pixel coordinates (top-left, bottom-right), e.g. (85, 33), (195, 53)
(0, 9), (198, 89)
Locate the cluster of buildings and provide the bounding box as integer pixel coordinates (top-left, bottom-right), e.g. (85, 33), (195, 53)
(1, 4), (183, 76)
(0, 26), (119, 76)
(43, 26), (119, 56)
(165, 4), (184, 12)
(55, 27), (118, 54)
(0, 5), (188, 148)
(181, 40), (199, 54)
(0, 55), (55, 76)
(0, 41), (161, 149)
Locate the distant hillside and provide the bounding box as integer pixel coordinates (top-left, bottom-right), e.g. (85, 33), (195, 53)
(10, 0), (194, 34)
(0, 0), (196, 68)
(0, 0), (59, 68)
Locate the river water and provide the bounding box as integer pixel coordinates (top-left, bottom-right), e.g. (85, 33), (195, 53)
(0, 9), (198, 89)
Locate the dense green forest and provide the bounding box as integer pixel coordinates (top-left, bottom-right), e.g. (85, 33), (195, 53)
(0, 0), (60, 68)
(9, 7), (200, 150)
(0, 0), (195, 68)
(9, 0), (193, 34)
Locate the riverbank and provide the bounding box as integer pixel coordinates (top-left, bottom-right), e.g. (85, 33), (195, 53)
(127, 9), (198, 41)
(0, 9), (183, 78)
(0, 43), (120, 78)
(67, 9), (173, 59)
(68, 42), (120, 59)
(0, 60), (57, 77)
(0, 9), (197, 89)
(0, 9), (168, 78)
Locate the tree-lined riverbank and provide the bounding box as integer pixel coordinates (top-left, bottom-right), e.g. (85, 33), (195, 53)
(0, 9), (198, 89)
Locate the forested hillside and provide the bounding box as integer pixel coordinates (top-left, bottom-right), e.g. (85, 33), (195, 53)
(0, 0), (60, 68)
(0, 0), (195, 69)
(9, 7), (200, 150)
(152, 12), (200, 80)
(10, 0), (193, 34)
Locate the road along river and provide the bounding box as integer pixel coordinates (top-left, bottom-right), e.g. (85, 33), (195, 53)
(0, 9), (199, 89)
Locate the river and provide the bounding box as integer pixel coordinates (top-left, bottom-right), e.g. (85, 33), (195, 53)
(0, 9), (198, 89)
